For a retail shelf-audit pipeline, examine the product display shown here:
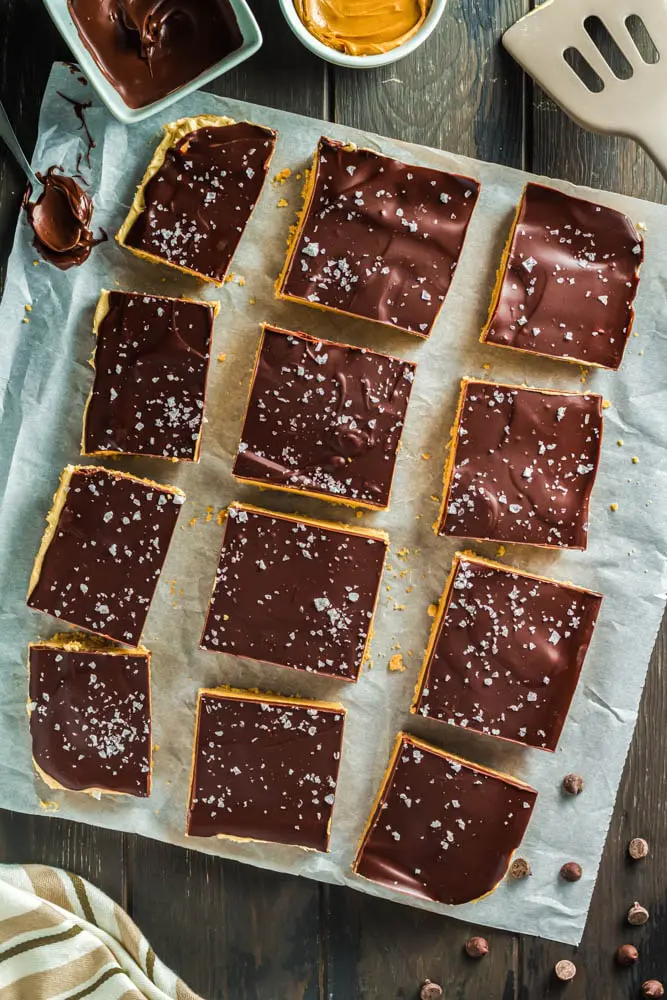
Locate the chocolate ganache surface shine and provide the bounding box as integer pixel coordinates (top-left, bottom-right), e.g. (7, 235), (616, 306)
(67, 0), (243, 109)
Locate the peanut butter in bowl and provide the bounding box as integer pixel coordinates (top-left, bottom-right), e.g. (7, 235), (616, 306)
(293, 0), (432, 57)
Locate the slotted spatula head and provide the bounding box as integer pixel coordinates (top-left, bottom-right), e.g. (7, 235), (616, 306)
(503, 0), (667, 177)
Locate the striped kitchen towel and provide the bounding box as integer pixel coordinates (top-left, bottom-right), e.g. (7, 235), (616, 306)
(0, 864), (202, 1000)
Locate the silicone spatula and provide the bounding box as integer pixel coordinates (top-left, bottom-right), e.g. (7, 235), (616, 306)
(502, 0), (667, 177)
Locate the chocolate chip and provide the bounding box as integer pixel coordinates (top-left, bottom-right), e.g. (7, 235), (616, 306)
(628, 837), (649, 860)
(420, 981), (443, 1000)
(642, 982), (665, 998)
(560, 862), (583, 882)
(509, 858), (532, 880)
(465, 936), (489, 958)
(554, 959), (577, 982)
(615, 944), (639, 966)
(562, 773), (584, 795)
(627, 902), (650, 926)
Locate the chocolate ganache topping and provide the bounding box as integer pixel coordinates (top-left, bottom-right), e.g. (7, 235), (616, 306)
(354, 734), (537, 905)
(482, 183), (644, 370)
(28, 466), (185, 646)
(67, 0), (243, 109)
(187, 690), (346, 850)
(233, 326), (416, 509)
(414, 554), (602, 751)
(201, 504), (388, 681)
(278, 137), (480, 336)
(83, 290), (216, 462)
(29, 642), (152, 797)
(121, 121), (277, 283)
(25, 167), (98, 269)
(438, 380), (604, 549)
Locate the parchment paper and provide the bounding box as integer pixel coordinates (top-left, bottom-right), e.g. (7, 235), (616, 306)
(2, 62), (667, 947)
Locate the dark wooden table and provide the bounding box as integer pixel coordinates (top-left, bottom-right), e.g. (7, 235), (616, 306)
(1, 2), (666, 998)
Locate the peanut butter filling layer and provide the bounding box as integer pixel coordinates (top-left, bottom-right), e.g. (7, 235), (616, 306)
(294, 0), (430, 56)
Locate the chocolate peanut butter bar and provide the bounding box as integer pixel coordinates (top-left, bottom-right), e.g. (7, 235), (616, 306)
(436, 379), (604, 549)
(353, 733), (537, 905)
(201, 503), (387, 681)
(187, 688), (346, 850)
(27, 466), (185, 646)
(117, 116), (277, 284)
(82, 290), (218, 462)
(412, 553), (602, 751)
(277, 136), (480, 337)
(481, 183), (644, 369)
(233, 325), (416, 509)
(28, 636), (151, 797)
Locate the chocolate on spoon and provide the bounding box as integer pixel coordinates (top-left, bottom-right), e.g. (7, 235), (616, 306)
(1, 95), (103, 269)
(25, 167), (98, 269)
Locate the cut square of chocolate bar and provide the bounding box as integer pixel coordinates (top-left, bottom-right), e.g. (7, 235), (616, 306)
(277, 136), (480, 337)
(233, 325), (416, 509)
(117, 116), (277, 284)
(187, 688), (346, 850)
(27, 466), (185, 646)
(412, 553), (602, 751)
(82, 290), (218, 462)
(436, 379), (603, 549)
(353, 733), (537, 905)
(481, 183), (644, 370)
(201, 503), (387, 681)
(28, 636), (151, 797)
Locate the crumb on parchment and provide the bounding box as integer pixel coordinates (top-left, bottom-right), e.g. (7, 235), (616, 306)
(389, 653), (406, 672)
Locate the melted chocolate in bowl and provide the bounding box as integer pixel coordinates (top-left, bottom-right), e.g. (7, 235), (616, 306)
(67, 0), (244, 109)
(25, 167), (99, 269)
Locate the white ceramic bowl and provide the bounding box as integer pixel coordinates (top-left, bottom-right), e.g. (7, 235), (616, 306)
(277, 0), (447, 69)
(41, 0), (263, 125)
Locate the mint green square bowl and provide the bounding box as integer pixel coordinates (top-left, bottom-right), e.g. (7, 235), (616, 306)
(41, 0), (263, 125)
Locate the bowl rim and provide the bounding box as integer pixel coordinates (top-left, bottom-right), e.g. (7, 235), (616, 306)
(277, 0), (447, 69)
(41, 0), (263, 125)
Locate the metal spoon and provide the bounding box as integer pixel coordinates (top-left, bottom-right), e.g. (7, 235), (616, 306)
(0, 98), (44, 202)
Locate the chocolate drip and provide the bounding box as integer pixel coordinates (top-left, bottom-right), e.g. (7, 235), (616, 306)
(57, 91), (95, 169)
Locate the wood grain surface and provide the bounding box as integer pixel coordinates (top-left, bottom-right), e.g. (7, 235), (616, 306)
(1, 1), (666, 997)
